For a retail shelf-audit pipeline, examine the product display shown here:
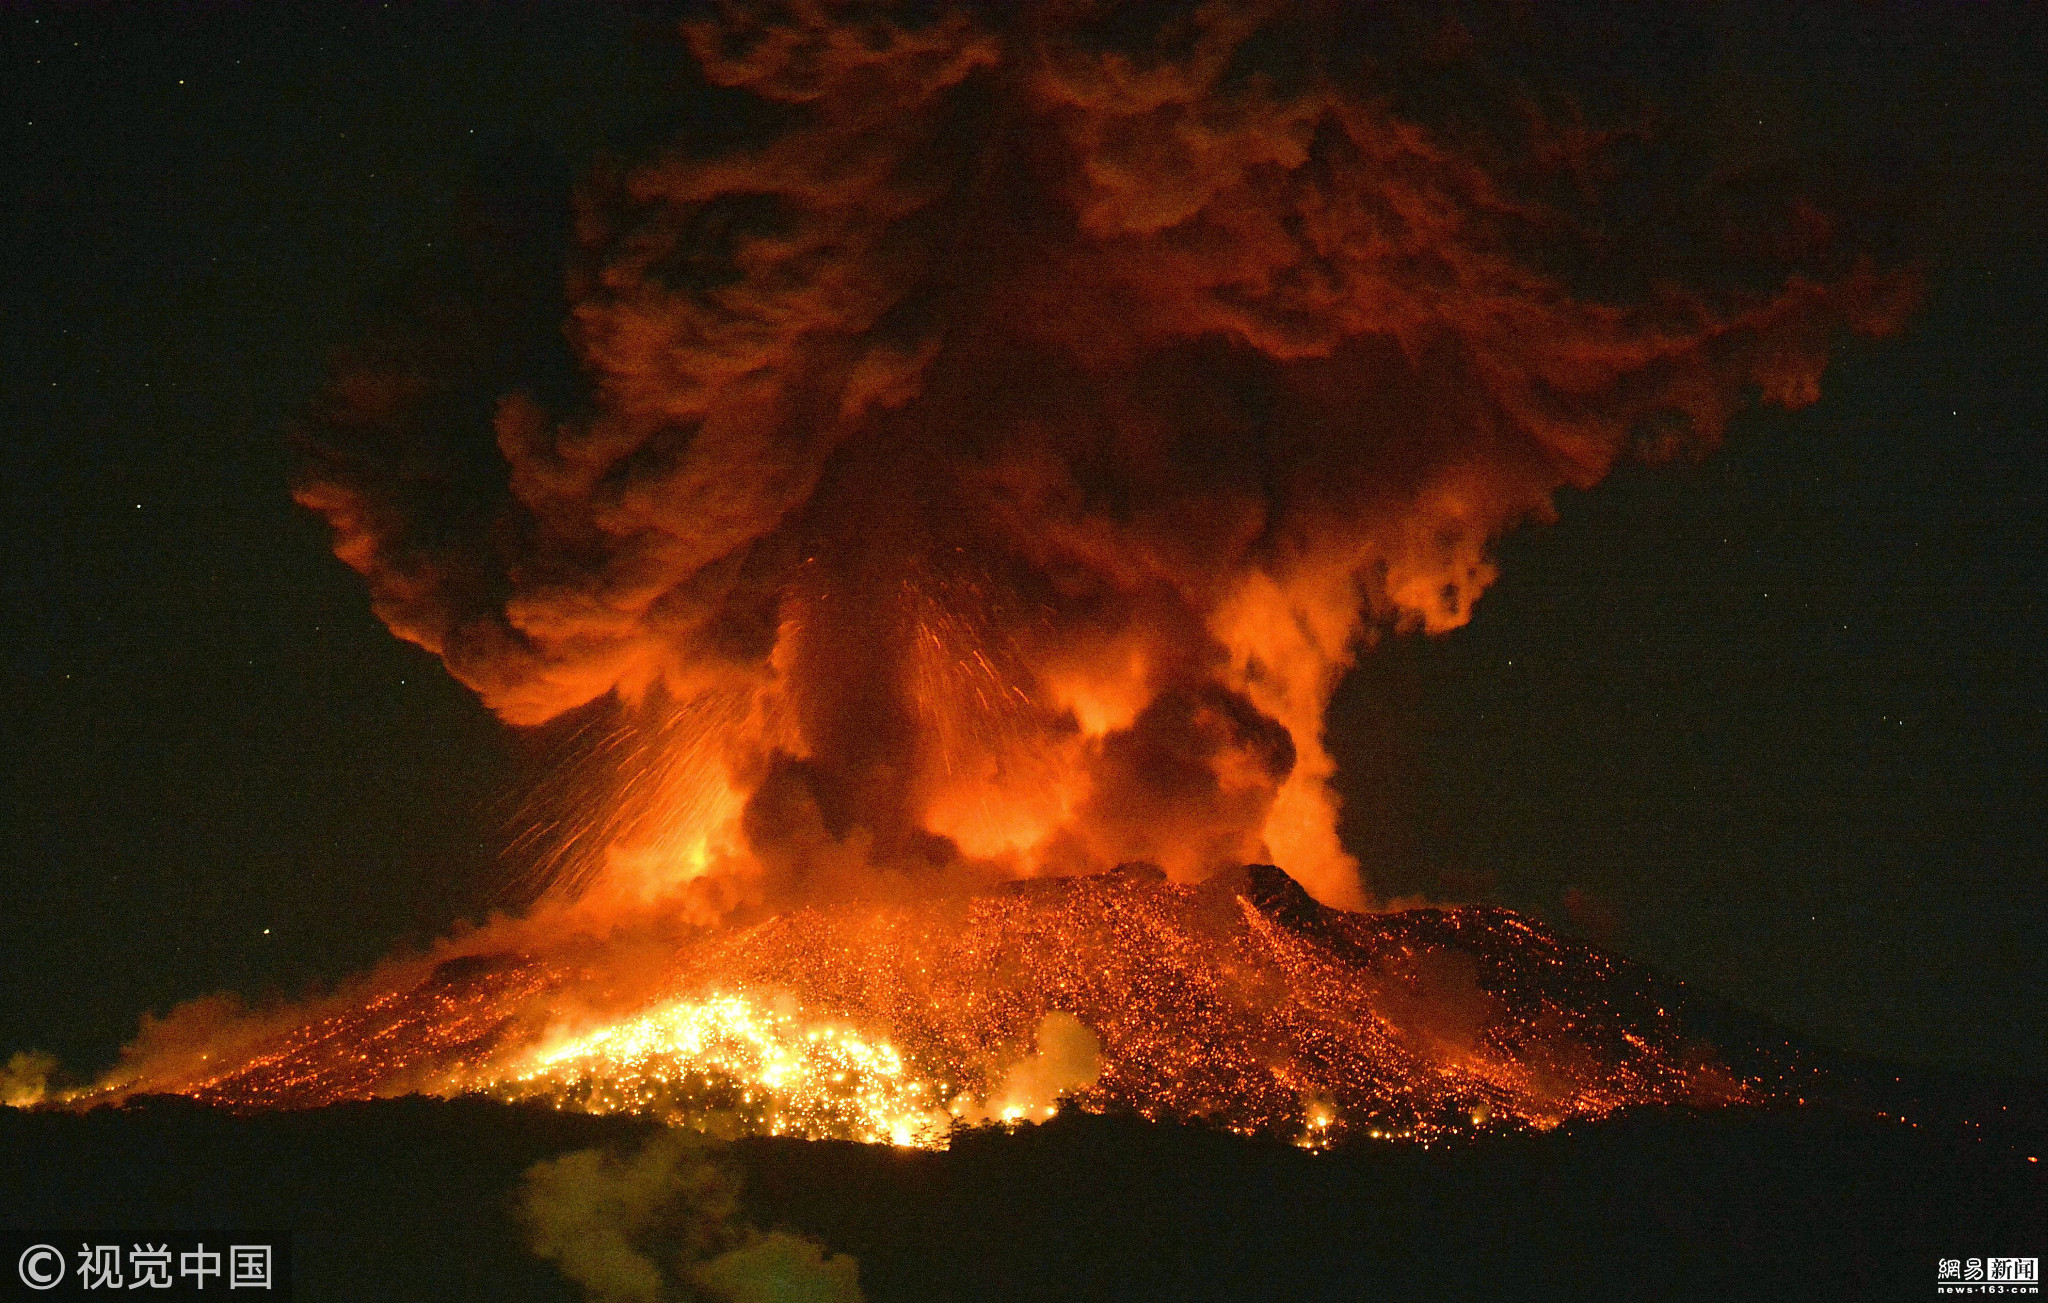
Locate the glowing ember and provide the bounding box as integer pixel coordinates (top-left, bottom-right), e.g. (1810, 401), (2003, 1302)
(84, 868), (1762, 1148)
(479, 994), (947, 1148)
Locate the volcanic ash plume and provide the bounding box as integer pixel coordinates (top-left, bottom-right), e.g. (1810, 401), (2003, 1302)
(291, 0), (1914, 921)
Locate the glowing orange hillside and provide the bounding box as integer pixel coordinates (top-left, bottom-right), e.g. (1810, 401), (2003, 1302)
(90, 867), (1754, 1148)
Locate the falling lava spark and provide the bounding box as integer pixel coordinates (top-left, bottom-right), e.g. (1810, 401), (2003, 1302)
(84, 867), (1762, 1149)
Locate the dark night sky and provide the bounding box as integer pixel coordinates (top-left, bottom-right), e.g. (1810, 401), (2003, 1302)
(2, 3), (2042, 1085)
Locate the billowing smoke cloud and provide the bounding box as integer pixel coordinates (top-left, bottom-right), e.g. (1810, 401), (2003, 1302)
(956, 1010), (1103, 1123)
(296, 1), (1915, 915)
(519, 1130), (863, 1303)
(1, 1049), (58, 1108)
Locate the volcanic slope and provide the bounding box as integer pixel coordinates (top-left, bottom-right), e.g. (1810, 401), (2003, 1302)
(100, 867), (1772, 1144)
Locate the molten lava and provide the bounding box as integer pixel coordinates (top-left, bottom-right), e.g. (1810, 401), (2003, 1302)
(88, 868), (1752, 1148)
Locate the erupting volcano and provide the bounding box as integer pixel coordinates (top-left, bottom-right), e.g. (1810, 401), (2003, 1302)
(79, 1), (1913, 1148)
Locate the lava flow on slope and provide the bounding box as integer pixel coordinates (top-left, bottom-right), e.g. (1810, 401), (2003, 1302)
(86, 866), (1754, 1149)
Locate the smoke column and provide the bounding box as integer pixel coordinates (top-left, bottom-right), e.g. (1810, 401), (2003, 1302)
(294, 1), (1915, 921)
